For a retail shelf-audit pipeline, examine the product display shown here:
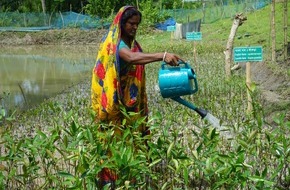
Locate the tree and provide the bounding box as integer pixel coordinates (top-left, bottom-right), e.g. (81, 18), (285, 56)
(224, 13), (247, 79)
(41, 0), (46, 13)
(84, 0), (115, 18)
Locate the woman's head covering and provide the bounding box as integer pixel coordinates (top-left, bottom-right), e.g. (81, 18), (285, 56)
(91, 6), (148, 125)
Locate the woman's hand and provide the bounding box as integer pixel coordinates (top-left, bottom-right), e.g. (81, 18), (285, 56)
(163, 52), (183, 66)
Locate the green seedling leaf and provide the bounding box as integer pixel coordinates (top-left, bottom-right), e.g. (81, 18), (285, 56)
(64, 109), (73, 120)
(242, 162), (253, 169)
(172, 158), (179, 170)
(76, 131), (84, 140)
(16, 139), (24, 152)
(183, 167), (189, 186)
(248, 176), (274, 186)
(46, 149), (56, 163)
(66, 154), (78, 161)
(36, 130), (47, 139)
(0, 109), (5, 117)
(192, 150), (198, 159)
(206, 158), (211, 171)
(249, 82), (257, 92)
(57, 171), (75, 179)
(122, 128), (131, 140)
(63, 135), (68, 148)
(237, 139), (248, 149)
(161, 182), (168, 190)
(86, 129), (94, 144)
(265, 131), (271, 143)
(167, 141), (175, 158)
(208, 127), (217, 140)
(149, 159), (162, 167)
(262, 167), (267, 178)
(247, 130), (258, 143)
(196, 143), (202, 153)
(70, 119), (79, 135)
(122, 118), (127, 125)
(55, 146), (66, 159)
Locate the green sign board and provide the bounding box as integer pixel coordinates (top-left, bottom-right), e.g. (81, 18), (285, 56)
(186, 32), (202, 41)
(234, 46), (263, 62)
(167, 25), (176, 32)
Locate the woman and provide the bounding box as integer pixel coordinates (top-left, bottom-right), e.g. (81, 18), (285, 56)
(91, 5), (182, 188)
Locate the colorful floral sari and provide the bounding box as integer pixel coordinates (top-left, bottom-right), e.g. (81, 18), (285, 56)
(91, 6), (148, 126)
(91, 6), (149, 187)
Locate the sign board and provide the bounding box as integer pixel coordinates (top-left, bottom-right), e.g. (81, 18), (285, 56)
(167, 25), (176, 32)
(234, 46), (263, 62)
(186, 32), (202, 41)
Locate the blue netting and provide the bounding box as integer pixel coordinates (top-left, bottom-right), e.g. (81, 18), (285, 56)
(0, 0), (270, 32)
(155, 18), (176, 31)
(155, 0), (270, 27)
(54, 11), (108, 30)
(0, 11), (110, 31)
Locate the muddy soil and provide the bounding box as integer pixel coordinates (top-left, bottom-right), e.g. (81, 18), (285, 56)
(1, 28), (289, 123)
(0, 28), (106, 45)
(241, 60), (290, 122)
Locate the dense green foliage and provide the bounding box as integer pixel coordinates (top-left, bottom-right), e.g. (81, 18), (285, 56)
(0, 2), (289, 190)
(0, 0), (184, 15)
(1, 50), (289, 189)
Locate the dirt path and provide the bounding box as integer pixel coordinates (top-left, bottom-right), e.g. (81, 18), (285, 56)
(237, 61), (290, 122)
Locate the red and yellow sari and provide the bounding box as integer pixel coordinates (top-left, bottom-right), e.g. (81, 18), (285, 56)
(91, 6), (149, 186)
(91, 6), (148, 127)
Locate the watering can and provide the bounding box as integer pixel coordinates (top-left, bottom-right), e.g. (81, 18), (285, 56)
(158, 61), (208, 118)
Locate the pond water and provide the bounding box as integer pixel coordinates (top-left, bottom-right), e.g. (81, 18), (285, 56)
(0, 45), (97, 111)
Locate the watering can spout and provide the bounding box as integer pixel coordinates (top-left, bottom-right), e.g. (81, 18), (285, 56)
(194, 107), (208, 119)
(172, 97), (208, 119)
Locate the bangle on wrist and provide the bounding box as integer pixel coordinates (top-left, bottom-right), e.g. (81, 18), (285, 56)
(162, 52), (167, 62)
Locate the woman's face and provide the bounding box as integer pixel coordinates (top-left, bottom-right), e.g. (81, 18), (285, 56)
(123, 15), (141, 38)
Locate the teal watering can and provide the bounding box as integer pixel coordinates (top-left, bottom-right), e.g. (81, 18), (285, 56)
(158, 61), (208, 118)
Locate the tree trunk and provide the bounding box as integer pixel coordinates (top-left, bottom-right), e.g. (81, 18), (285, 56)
(224, 13), (247, 79)
(271, 0), (276, 63)
(284, 0), (288, 62)
(41, 0), (46, 14)
(41, 0), (47, 25)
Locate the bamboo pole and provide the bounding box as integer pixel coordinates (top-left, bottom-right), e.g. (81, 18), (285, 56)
(193, 41), (197, 71)
(246, 62), (253, 114)
(271, 0), (276, 63)
(283, 0), (288, 62)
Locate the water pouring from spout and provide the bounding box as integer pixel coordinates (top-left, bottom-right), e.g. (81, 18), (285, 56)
(172, 96), (221, 128)
(203, 112), (221, 128)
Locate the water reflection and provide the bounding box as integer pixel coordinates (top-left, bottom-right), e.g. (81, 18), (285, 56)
(0, 45), (96, 111)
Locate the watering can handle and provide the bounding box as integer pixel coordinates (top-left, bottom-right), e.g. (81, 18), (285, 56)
(161, 61), (189, 70)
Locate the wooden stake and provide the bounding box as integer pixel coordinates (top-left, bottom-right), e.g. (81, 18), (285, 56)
(193, 41), (197, 71)
(246, 61), (253, 114)
(170, 31), (173, 47)
(271, 0), (276, 63)
(283, 0), (288, 62)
